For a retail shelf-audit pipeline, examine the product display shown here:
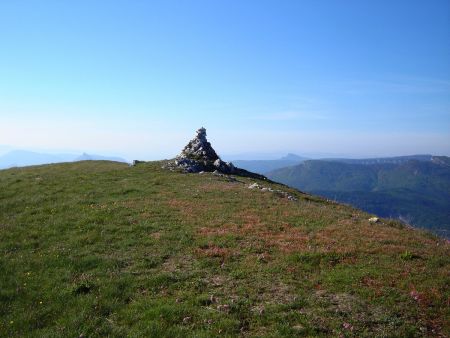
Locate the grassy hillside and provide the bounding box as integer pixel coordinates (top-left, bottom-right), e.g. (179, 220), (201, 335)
(0, 161), (449, 337)
(267, 159), (450, 236)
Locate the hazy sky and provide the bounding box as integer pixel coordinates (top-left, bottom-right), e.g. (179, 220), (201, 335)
(1, 0), (449, 160)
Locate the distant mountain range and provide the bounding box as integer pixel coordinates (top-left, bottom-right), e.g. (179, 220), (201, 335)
(267, 155), (450, 237)
(319, 154), (434, 165)
(232, 153), (438, 175)
(232, 153), (308, 174)
(0, 150), (127, 169)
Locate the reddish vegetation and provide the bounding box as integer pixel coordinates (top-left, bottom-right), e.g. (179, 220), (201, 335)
(197, 212), (310, 253)
(167, 198), (203, 220)
(195, 244), (233, 259)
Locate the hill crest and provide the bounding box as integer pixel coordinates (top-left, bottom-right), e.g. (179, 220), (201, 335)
(0, 160), (449, 336)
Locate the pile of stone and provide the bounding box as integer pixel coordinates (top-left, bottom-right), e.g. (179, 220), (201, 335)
(165, 128), (267, 180)
(248, 182), (298, 201)
(165, 127), (236, 174)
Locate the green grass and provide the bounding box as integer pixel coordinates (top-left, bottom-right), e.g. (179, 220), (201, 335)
(0, 160), (449, 337)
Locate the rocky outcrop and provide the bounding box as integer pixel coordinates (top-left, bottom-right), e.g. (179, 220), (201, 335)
(165, 128), (267, 180)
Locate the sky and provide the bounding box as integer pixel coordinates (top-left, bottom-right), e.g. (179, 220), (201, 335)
(0, 0), (449, 160)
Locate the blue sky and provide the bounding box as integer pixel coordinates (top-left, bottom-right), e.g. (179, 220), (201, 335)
(0, 0), (449, 160)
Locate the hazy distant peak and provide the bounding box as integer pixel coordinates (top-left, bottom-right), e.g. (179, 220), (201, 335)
(0, 150), (127, 169)
(74, 153), (127, 163)
(0, 150), (75, 169)
(280, 153), (306, 161)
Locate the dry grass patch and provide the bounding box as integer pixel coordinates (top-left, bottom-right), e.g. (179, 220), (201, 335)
(195, 244), (234, 259)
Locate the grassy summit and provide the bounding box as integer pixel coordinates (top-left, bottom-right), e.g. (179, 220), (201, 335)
(0, 161), (449, 337)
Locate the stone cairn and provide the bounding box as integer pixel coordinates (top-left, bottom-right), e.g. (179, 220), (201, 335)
(166, 127), (236, 174)
(161, 128), (299, 200)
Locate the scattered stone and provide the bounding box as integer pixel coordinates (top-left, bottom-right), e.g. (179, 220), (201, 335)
(368, 217), (380, 223)
(247, 182), (297, 201)
(217, 304), (230, 313)
(257, 253), (268, 263)
(342, 322), (354, 331)
(132, 160), (145, 166)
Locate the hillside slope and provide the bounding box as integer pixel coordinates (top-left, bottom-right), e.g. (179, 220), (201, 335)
(0, 161), (449, 337)
(267, 158), (450, 237)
